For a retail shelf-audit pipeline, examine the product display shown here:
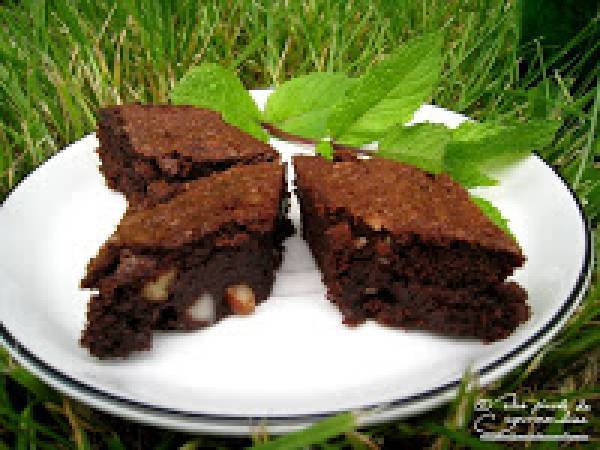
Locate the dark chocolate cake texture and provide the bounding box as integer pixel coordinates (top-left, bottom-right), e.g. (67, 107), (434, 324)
(293, 155), (529, 342)
(81, 162), (292, 358)
(96, 104), (278, 207)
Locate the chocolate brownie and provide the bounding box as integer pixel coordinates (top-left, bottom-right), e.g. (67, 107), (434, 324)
(96, 104), (278, 207)
(293, 156), (529, 341)
(81, 162), (293, 358)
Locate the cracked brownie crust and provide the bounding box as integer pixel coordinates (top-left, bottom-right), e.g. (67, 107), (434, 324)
(96, 104), (278, 207)
(294, 156), (529, 341)
(81, 162), (293, 358)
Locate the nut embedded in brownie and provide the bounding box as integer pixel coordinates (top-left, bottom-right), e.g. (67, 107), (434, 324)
(96, 104), (278, 207)
(80, 162), (293, 358)
(293, 155), (529, 341)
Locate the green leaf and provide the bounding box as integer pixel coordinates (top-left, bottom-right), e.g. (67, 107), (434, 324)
(328, 32), (443, 146)
(451, 121), (502, 142)
(378, 123), (453, 173)
(444, 150), (499, 187)
(444, 119), (561, 186)
(263, 72), (356, 139)
(170, 63), (268, 142)
(316, 140), (334, 160)
(443, 146), (498, 188)
(470, 196), (514, 238)
(452, 119), (560, 165)
(250, 412), (356, 450)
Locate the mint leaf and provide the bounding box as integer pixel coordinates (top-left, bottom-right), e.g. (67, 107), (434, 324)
(444, 119), (560, 187)
(327, 32), (443, 146)
(470, 196), (514, 239)
(451, 121), (501, 141)
(444, 154), (498, 187)
(378, 123), (453, 173)
(170, 63), (268, 142)
(315, 140), (334, 160)
(453, 118), (564, 165)
(263, 73), (355, 139)
(376, 118), (559, 188)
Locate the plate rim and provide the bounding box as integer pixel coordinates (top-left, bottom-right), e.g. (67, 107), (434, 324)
(0, 123), (592, 424)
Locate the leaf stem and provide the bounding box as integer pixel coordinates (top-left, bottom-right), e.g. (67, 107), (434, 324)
(261, 121), (367, 156)
(260, 121), (317, 145)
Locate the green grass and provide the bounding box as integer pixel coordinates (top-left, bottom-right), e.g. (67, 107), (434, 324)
(0, 0), (598, 448)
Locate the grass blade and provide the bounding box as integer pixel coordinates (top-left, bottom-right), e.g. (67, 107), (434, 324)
(250, 412), (356, 450)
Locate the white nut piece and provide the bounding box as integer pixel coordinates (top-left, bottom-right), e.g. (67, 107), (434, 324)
(188, 292), (216, 323)
(225, 284), (256, 315)
(353, 236), (368, 249)
(141, 269), (176, 302)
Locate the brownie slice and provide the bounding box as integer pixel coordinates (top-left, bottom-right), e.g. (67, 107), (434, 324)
(293, 156), (529, 341)
(81, 162), (293, 358)
(96, 104), (277, 207)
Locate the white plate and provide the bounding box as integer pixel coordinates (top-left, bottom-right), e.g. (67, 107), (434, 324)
(0, 89), (592, 435)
